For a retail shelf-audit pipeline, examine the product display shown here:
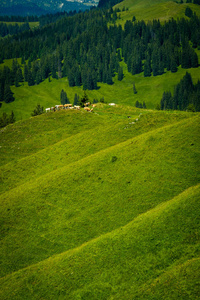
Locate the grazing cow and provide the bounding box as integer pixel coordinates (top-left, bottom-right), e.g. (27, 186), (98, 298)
(74, 105), (80, 110)
(45, 108), (50, 112)
(84, 107), (93, 112)
(64, 104), (72, 108)
(84, 102), (91, 107)
(92, 104), (96, 107)
(109, 103), (116, 106)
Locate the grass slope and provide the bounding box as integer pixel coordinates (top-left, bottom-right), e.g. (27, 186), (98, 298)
(1, 58), (200, 121)
(0, 107), (194, 191)
(0, 183), (199, 299)
(0, 109), (199, 287)
(115, 1), (200, 24)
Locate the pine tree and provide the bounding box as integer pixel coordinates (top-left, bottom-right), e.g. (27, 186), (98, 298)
(135, 100), (139, 107)
(106, 68), (113, 85)
(9, 111), (15, 123)
(143, 101), (147, 109)
(36, 69), (42, 85)
(133, 82), (137, 94)
(118, 66), (123, 81)
(80, 91), (89, 107)
(0, 112), (9, 128)
(4, 84), (15, 103)
(0, 82), (4, 101)
(144, 56), (151, 77)
(28, 70), (35, 86)
(17, 68), (23, 82)
(24, 63), (28, 82)
(31, 104), (44, 116)
(170, 56), (178, 73)
(73, 93), (79, 106)
(60, 89), (69, 105)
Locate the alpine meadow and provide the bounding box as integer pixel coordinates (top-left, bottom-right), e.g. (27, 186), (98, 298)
(0, 0), (200, 299)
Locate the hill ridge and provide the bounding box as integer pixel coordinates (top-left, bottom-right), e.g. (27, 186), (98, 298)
(1, 114), (198, 197)
(0, 183), (199, 280)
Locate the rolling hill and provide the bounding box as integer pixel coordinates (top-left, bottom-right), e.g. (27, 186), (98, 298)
(114, 0), (200, 24)
(0, 105), (200, 298)
(0, 0), (200, 298)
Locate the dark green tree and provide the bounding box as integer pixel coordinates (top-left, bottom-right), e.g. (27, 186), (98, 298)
(118, 66), (123, 81)
(31, 104), (44, 116)
(4, 84), (15, 103)
(28, 70), (35, 86)
(80, 91), (89, 107)
(73, 93), (80, 106)
(24, 63), (28, 82)
(0, 112), (9, 128)
(170, 56), (178, 73)
(60, 89), (70, 105)
(185, 7), (193, 18)
(133, 82), (137, 94)
(144, 56), (151, 77)
(9, 111), (15, 123)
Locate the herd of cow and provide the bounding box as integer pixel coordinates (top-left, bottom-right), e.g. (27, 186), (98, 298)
(45, 102), (96, 113)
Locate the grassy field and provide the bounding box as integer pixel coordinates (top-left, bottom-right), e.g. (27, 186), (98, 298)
(1, 57), (200, 121)
(0, 106), (199, 298)
(0, 1), (200, 298)
(115, 0), (200, 24)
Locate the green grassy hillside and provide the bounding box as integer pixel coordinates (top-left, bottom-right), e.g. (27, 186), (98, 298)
(0, 106), (199, 298)
(1, 58), (200, 121)
(0, 1), (200, 298)
(115, 0), (200, 24)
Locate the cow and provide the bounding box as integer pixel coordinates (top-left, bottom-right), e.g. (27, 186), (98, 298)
(84, 102), (91, 107)
(74, 105), (80, 110)
(64, 104), (72, 109)
(45, 108), (50, 112)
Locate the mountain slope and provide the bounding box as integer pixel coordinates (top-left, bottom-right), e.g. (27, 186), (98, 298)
(0, 183), (199, 299)
(115, 0), (200, 23)
(1, 109), (199, 280)
(0, 0), (94, 16)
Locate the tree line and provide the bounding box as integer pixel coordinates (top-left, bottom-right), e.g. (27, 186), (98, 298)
(160, 72), (200, 111)
(0, 5), (200, 104)
(0, 22), (30, 37)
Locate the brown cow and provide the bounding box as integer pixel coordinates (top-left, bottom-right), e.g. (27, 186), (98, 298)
(84, 107), (91, 111)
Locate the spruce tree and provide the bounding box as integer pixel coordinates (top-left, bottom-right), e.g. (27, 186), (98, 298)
(9, 111), (15, 123)
(106, 68), (113, 85)
(144, 56), (151, 77)
(118, 66), (123, 81)
(80, 91), (89, 107)
(31, 104), (44, 116)
(133, 82), (137, 94)
(24, 63), (28, 82)
(28, 70), (35, 86)
(170, 56), (178, 73)
(73, 93), (79, 106)
(4, 84), (15, 103)
(60, 89), (69, 105)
